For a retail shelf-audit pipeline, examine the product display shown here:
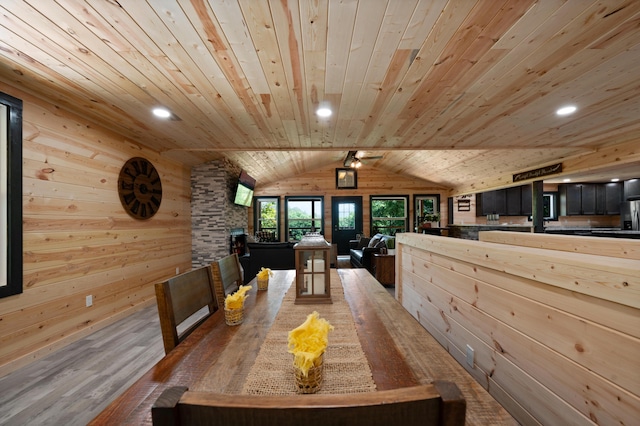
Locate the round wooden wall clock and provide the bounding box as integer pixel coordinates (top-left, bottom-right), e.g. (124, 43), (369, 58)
(117, 157), (162, 220)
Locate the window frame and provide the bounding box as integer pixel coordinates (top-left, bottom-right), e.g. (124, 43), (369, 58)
(413, 194), (441, 231)
(370, 195), (409, 236)
(284, 196), (324, 242)
(253, 196), (280, 240)
(543, 192), (559, 220)
(1, 92), (23, 298)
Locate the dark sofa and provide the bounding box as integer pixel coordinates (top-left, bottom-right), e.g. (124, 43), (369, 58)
(239, 242), (296, 284)
(349, 234), (395, 272)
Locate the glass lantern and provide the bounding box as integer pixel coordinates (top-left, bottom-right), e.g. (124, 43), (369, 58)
(294, 233), (332, 304)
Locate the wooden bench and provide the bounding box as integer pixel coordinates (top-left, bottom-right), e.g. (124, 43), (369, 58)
(151, 383), (465, 426)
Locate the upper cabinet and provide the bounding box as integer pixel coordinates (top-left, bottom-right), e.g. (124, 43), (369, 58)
(506, 186), (522, 216)
(624, 179), (640, 201)
(597, 182), (623, 215)
(477, 185), (530, 216)
(477, 189), (506, 216)
(560, 182), (622, 216)
(521, 185), (532, 216)
(478, 181), (626, 218)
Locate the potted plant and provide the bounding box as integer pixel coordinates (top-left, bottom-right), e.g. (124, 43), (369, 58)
(422, 213), (440, 228)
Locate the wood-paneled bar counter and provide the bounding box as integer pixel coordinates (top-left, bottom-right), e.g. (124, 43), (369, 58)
(396, 232), (640, 425)
(89, 269), (515, 425)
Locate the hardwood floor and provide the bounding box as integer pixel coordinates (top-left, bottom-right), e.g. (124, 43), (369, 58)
(0, 304), (165, 426)
(0, 258), (391, 426)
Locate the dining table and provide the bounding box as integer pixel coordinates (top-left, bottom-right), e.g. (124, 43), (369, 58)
(89, 268), (516, 425)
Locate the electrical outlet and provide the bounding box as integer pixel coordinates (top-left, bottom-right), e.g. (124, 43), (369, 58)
(466, 344), (474, 367)
(176, 267), (180, 275)
(86, 295), (93, 307)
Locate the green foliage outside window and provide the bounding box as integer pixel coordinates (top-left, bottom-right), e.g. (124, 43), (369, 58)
(258, 201), (277, 230)
(371, 198), (407, 235)
(287, 199), (323, 241)
(339, 211), (355, 229)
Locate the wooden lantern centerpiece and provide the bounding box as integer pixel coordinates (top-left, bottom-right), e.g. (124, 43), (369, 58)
(294, 233), (332, 304)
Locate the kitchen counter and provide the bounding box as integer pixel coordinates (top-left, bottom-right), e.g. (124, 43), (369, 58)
(544, 227), (640, 239)
(591, 230), (640, 239)
(448, 224), (533, 240)
(451, 224), (533, 227)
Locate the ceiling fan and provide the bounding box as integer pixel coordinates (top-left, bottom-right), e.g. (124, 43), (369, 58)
(343, 151), (384, 168)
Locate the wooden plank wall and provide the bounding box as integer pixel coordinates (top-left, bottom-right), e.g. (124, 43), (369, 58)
(395, 233), (640, 425)
(253, 165), (449, 241)
(0, 82), (193, 376)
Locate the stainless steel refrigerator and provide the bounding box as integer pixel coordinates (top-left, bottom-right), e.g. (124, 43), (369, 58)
(621, 198), (640, 230)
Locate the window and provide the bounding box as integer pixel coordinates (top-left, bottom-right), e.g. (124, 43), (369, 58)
(254, 197), (279, 241)
(414, 194), (441, 229)
(285, 197), (324, 242)
(543, 192), (558, 220)
(370, 196), (408, 235)
(338, 202), (356, 231)
(1, 92), (23, 298)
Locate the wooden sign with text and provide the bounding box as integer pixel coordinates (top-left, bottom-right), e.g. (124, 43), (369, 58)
(513, 163), (562, 182)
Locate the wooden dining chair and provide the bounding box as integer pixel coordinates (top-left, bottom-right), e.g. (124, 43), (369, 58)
(151, 382), (465, 426)
(210, 253), (243, 309)
(154, 265), (219, 354)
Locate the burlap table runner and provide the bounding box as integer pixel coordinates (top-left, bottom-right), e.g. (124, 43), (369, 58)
(241, 270), (376, 395)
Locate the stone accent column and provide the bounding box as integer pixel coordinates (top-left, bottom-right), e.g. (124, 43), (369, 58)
(191, 159), (248, 269)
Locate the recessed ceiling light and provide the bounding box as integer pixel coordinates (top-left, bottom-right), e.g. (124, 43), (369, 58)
(563, 178), (571, 182)
(611, 178), (619, 182)
(153, 107), (171, 118)
(316, 107), (332, 118)
(556, 105), (577, 116)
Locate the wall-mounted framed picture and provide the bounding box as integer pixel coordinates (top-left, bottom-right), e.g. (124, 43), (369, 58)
(336, 168), (357, 189)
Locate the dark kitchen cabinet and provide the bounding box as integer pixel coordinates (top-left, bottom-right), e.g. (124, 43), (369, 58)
(521, 185), (532, 216)
(624, 178), (640, 201)
(478, 185), (531, 216)
(561, 184), (582, 215)
(596, 182), (622, 214)
(580, 184), (597, 215)
(506, 186), (522, 216)
(477, 191), (494, 216)
(561, 183), (621, 216)
(477, 189), (507, 216)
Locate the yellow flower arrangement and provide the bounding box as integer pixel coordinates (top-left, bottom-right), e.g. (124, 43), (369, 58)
(224, 285), (252, 310)
(256, 267), (273, 280)
(287, 311), (333, 376)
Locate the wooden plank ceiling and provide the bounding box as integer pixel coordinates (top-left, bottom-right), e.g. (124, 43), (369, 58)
(1, 0), (639, 193)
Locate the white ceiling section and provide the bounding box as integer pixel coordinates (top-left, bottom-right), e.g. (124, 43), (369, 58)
(1, 1), (639, 193)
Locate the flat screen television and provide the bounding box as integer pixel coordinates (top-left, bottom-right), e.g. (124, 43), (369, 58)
(234, 183), (254, 207)
(234, 171), (256, 207)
